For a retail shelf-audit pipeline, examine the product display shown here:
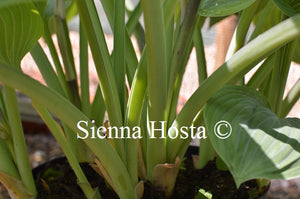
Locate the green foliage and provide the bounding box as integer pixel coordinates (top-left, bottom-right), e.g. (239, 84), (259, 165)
(0, 0), (44, 8)
(199, 0), (256, 16)
(198, 188), (212, 199)
(204, 85), (300, 186)
(0, 2), (43, 66)
(273, 0), (300, 16)
(272, 0), (300, 63)
(0, 0), (300, 198)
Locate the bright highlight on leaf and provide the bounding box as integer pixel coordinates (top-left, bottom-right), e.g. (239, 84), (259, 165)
(204, 85), (300, 187)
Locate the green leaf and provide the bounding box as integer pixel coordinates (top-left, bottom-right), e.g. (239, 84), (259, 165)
(0, 172), (35, 199)
(252, 3), (282, 37)
(33, 0), (47, 16)
(273, 0), (300, 17)
(198, 188), (212, 199)
(66, 0), (78, 22)
(252, 2), (300, 64)
(0, 2), (43, 66)
(209, 16), (227, 27)
(0, 0), (44, 8)
(42, 0), (77, 23)
(292, 38), (300, 64)
(204, 85), (300, 186)
(199, 0), (256, 17)
(216, 156), (229, 171)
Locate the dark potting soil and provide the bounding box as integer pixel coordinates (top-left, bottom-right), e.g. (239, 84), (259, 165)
(33, 156), (266, 199)
(171, 158), (263, 199)
(33, 157), (119, 199)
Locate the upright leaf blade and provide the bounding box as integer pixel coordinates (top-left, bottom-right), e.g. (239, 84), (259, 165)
(141, 0), (168, 180)
(273, 0), (300, 17)
(204, 85), (300, 186)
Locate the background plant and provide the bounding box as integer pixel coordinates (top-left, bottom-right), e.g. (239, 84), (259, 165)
(0, 0), (299, 199)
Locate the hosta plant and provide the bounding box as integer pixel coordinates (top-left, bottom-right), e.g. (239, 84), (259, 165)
(0, 0), (299, 198)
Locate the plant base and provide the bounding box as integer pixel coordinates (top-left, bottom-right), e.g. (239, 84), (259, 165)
(33, 155), (269, 199)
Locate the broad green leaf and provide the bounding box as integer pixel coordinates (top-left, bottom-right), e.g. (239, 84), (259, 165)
(273, 0), (300, 17)
(199, 0), (256, 17)
(204, 85), (300, 186)
(0, 0), (45, 8)
(0, 2), (43, 66)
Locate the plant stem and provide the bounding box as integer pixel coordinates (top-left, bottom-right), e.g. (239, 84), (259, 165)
(79, 21), (90, 116)
(55, 0), (81, 109)
(268, 51), (283, 111)
(166, 17), (175, 81)
(168, 44), (194, 125)
(164, 0), (180, 27)
(275, 41), (295, 114)
(226, 1), (260, 60)
(197, 136), (214, 168)
(91, 86), (106, 126)
(249, 1), (277, 41)
(246, 54), (275, 89)
(125, 50), (147, 185)
(113, 0), (126, 118)
(0, 140), (33, 199)
(195, 110), (215, 169)
(0, 139), (20, 180)
(42, 25), (70, 98)
(268, 38), (294, 113)
(33, 103), (100, 199)
(75, 0), (126, 161)
(279, 79), (300, 118)
(99, 0), (139, 85)
(168, 0), (201, 94)
(124, 0), (193, 183)
(193, 18), (207, 84)
(30, 43), (64, 95)
(142, 0), (168, 180)
(3, 86), (36, 196)
(126, 2), (142, 35)
(53, 1), (81, 155)
(166, 0), (201, 158)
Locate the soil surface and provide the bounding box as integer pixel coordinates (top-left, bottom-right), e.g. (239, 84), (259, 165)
(33, 157), (118, 199)
(33, 155), (266, 199)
